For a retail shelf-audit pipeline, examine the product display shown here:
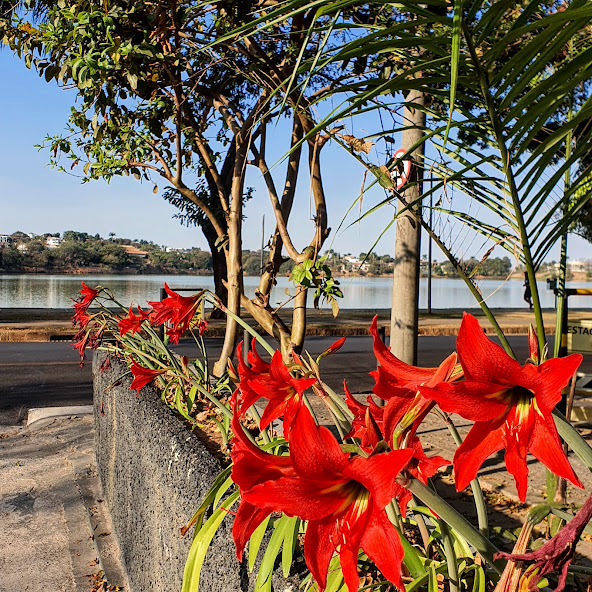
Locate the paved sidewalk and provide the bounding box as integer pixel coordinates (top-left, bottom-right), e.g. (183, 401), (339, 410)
(0, 413), (128, 592)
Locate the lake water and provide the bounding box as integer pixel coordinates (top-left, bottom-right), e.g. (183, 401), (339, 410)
(1, 274), (591, 310)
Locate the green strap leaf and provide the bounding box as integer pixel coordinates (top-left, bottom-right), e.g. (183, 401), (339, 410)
(181, 490), (240, 592)
(248, 515), (272, 573)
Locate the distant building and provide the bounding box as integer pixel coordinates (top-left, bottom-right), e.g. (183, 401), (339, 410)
(165, 247), (190, 253)
(122, 245), (149, 259)
(568, 260), (587, 273)
(46, 236), (63, 249)
(0, 234), (11, 244)
(16, 243), (28, 253)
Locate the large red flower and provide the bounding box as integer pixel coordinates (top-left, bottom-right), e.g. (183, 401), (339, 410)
(129, 359), (166, 395)
(391, 436), (449, 517)
(118, 305), (151, 336)
(72, 282), (99, 327)
(238, 349), (316, 435)
(147, 284), (202, 343)
(343, 381), (385, 452)
(420, 313), (583, 501)
(235, 340), (271, 412)
(370, 316), (459, 446)
(231, 407), (413, 592)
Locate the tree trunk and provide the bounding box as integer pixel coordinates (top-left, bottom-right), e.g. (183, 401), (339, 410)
(390, 90), (425, 364)
(202, 221), (228, 319)
(212, 135), (249, 377)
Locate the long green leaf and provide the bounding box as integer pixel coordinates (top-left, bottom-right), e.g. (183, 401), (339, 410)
(248, 515), (272, 572)
(181, 490), (240, 592)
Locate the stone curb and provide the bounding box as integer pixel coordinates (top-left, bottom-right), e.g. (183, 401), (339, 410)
(27, 405), (94, 426)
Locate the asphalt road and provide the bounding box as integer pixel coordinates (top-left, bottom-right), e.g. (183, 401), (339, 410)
(1, 335), (590, 425)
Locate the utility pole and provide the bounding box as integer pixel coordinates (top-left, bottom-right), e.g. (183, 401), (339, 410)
(427, 184), (433, 315)
(260, 214), (265, 273)
(390, 89), (425, 364)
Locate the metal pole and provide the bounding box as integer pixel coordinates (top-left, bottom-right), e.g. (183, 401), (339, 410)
(158, 287), (166, 340)
(243, 328), (251, 366)
(260, 214), (265, 273)
(558, 293), (569, 415)
(427, 179), (433, 315)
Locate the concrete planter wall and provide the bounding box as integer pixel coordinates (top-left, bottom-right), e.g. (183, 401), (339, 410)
(93, 352), (298, 592)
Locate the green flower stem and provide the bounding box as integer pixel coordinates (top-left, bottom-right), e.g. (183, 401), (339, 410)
(319, 381), (354, 419)
(553, 410), (592, 470)
(320, 393), (352, 438)
(246, 404), (271, 446)
(439, 519), (459, 592)
(329, 409), (348, 441)
(436, 409), (489, 537)
(402, 477), (503, 573)
(548, 507), (592, 537)
(119, 345), (168, 368)
(408, 499), (431, 551)
(568, 566), (592, 576)
(386, 500), (404, 533)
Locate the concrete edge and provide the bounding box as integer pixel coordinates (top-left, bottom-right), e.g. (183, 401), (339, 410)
(69, 450), (131, 591)
(27, 405), (94, 426)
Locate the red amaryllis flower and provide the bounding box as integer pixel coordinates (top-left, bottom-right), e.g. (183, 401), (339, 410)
(370, 316), (459, 402)
(196, 319), (208, 336)
(147, 284), (202, 344)
(344, 381), (385, 452)
(230, 409), (296, 559)
(392, 436), (449, 518)
(420, 313), (583, 501)
(129, 360), (166, 395)
(79, 281), (99, 306)
(241, 350), (316, 434)
(370, 316), (459, 446)
(118, 305), (151, 337)
(72, 282), (99, 327)
(73, 322), (104, 367)
(72, 306), (91, 329)
(496, 493), (592, 592)
(235, 340), (271, 410)
(231, 406), (413, 592)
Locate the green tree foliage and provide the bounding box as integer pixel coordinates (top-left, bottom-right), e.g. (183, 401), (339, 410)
(0, 233), (214, 273)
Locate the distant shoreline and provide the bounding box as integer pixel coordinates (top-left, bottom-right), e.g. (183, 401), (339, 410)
(1, 269), (589, 282)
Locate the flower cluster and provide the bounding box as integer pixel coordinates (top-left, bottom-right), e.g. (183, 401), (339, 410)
(71, 282), (208, 375)
(229, 313), (583, 592)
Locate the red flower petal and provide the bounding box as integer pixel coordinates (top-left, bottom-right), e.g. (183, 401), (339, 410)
(232, 502), (273, 562)
(520, 354), (583, 414)
(303, 521), (335, 591)
(289, 407), (348, 478)
(453, 419), (505, 492)
(529, 413), (583, 490)
(420, 381), (510, 422)
(457, 313), (523, 384)
(361, 509), (405, 592)
(348, 450), (413, 510)
(370, 316), (438, 387)
(245, 477), (347, 522)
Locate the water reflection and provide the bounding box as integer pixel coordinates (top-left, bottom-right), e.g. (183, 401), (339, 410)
(0, 274), (591, 309)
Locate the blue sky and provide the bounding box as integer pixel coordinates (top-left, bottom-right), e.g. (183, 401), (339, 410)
(1, 49), (590, 262)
